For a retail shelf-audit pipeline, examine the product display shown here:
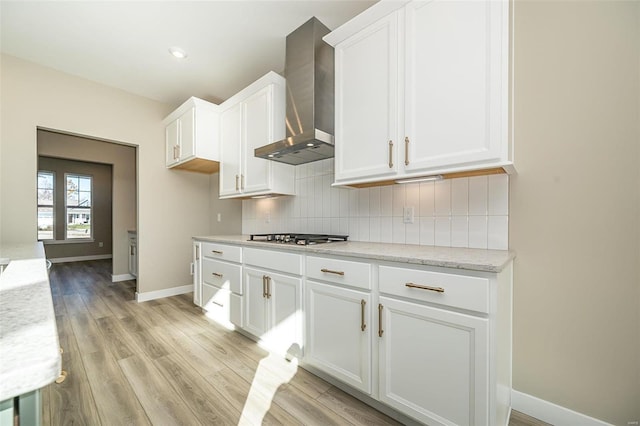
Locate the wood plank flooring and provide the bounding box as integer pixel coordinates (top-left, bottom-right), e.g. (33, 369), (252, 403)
(42, 260), (549, 426)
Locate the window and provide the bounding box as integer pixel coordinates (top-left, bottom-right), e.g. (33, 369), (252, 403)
(65, 174), (92, 239)
(37, 171), (55, 240)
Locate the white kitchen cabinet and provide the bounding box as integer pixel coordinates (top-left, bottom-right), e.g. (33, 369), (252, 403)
(218, 72), (295, 198)
(325, 0), (512, 187)
(243, 267), (302, 358)
(163, 97), (220, 173)
(378, 296), (488, 426)
(305, 281), (372, 394)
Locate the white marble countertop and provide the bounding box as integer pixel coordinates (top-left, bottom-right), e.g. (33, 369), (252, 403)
(193, 235), (515, 273)
(0, 242), (61, 401)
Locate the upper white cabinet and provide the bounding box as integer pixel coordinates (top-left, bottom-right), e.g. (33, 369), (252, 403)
(163, 97), (220, 173)
(325, 0), (512, 187)
(219, 72), (295, 199)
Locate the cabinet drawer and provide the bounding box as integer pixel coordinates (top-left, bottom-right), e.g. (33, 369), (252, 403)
(202, 259), (242, 294)
(201, 283), (230, 317)
(201, 242), (242, 263)
(379, 266), (489, 313)
(306, 256), (372, 290)
(243, 248), (302, 275)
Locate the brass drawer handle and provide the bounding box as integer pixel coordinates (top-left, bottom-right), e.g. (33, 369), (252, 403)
(210, 300), (223, 308)
(378, 304), (384, 337)
(388, 140), (393, 168)
(262, 275), (267, 298)
(241, 174), (245, 190)
(266, 276), (271, 299)
(405, 282), (445, 293)
(235, 175), (239, 191)
(211, 250), (223, 255)
(321, 268), (344, 276)
(211, 272), (223, 278)
(404, 136), (410, 166)
(361, 299), (366, 332)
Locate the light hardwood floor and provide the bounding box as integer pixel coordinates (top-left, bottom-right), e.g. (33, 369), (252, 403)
(42, 260), (549, 426)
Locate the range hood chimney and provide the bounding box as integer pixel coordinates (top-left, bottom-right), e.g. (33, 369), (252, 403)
(255, 17), (334, 165)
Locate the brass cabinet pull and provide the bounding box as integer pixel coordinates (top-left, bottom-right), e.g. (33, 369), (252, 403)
(361, 299), (367, 331)
(388, 140), (394, 168)
(235, 175), (239, 191)
(211, 272), (223, 278)
(404, 137), (410, 166)
(176, 144), (181, 160)
(211, 250), (223, 255)
(262, 275), (267, 298)
(130, 246), (134, 256)
(405, 282), (445, 293)
(321, 268), (345, 276)
(210, 300), (223, 308)
(266, 276), (271, 299)
(378, 304), (384, 337)
(241, 174), (245, 190)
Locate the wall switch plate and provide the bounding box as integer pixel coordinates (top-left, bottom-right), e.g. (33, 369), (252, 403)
(98, 242), (103, 247)
(217, 213), (221, 222)
(403, 206), (414, 224)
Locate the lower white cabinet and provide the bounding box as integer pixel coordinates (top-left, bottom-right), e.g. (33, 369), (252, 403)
(378, 296), (489, 425)
(243, 267), (303, 358)
(305, 281), (372, 394)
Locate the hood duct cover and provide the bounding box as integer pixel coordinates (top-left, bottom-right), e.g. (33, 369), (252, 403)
(255, 17), (334, 165)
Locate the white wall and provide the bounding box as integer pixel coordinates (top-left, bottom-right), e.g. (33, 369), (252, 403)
(0, 54), (211, 294)
(510, 1), (640, 424)
(242, 158), (510, 250)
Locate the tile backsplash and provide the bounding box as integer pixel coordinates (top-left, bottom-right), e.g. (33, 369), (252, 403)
(241, 158), (509, 249)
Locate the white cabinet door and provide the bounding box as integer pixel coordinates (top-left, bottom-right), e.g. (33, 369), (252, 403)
(243, 267), (269, 338)
(219, 103), (243, 197)
(179, 107), (196, 161)
(334, 11), (400, 183)
(404, 0), (506, 172)
(165, 118), (180, 167)
(378, 296), (489, 426)
(267, 271), (302, 358)
(305, 281), (372, 394)
(242, 85), (272, 194)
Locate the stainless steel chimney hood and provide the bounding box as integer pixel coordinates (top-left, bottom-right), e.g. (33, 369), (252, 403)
(255, 17), (334, 165)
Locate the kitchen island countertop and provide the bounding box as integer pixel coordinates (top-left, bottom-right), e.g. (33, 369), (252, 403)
(0, 242), (61, 401)
(193, 235), (514, 273)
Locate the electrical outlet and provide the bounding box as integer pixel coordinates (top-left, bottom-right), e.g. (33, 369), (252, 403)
(217, 213), (222, 222)
(403, 206), (414, 224)
(98, 242), (103, 247)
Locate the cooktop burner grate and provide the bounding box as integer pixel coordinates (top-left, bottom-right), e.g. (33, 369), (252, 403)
(249, 233), (348, 245)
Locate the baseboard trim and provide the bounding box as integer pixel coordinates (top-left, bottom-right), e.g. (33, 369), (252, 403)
(48, 254), (112, 263)
(111, 273), (135, 282)
(135, 284), (193, 302)
(512, 390), (612, 426)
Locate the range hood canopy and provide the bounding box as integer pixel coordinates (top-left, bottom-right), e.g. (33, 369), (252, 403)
(255, 17), (334, 166)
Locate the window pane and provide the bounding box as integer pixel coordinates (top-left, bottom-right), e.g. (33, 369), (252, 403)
(38, 188), (54, 205)
(38, 207), (54, 240)
(79, 177), (91, 192)
(66, 208), (91, 239)
(38, 172), (54, 190)
(67, 190), (78, 206)
(78, 191), (91, 207)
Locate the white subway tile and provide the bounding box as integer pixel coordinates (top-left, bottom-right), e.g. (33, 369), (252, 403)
(339, 188), (350, 217)
(419, 217), (435, 246)
(392, 217), (406, 244)
(488, 174), (509, 215)
(308, 178), (317, 217)
(405, 183), (420, 216)
(392, 184), (405, 217)
(358, 188), (370, 217)
(468, 216), (488, 249)
(435, 217), (451, 247)
(380, 186), (393, 216)
(330, 186), (340, 217)
(322, 175), (332, 218)
(349, 217), (359, 241)
(405, 218), (420, 245)
(339, 217), (349, 235)
(323, 218), (331, 234)
(451, 216), (469, 248)
(296, 164), (307, 179)
(419, 182), (435, 217)
(380, 217), (393, 243)
(312, 218), (323, 233)
(451, 178), (469, 216)
(331, 218), (340, 235)
(298, 218), (308, 233)
(349, 189), (359, 217)
(434, 180), (451, 217)
(488, 215), (509, 250)
(369, 217), (381, 242)
(468, 176), (488, 216)
(359, 218), (370, 242)
(369, 187), (381, 217)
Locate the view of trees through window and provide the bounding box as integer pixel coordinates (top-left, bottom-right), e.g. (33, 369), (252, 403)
(37, 171), (55, 240)
(66, 174), (92, 239)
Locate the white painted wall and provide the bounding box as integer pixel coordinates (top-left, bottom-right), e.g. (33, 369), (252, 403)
(0, 54), (211, 294)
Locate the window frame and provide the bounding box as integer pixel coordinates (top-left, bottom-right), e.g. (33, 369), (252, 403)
(37, 170), (56, 241)
(64, 173), (93, 240)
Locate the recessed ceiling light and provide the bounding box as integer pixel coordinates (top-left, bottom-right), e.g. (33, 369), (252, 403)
(168, 47), (188, 59)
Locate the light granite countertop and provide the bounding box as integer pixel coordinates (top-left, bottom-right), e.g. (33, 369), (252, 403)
(0, 242), (61, 401)
(193, 235), (515, 273)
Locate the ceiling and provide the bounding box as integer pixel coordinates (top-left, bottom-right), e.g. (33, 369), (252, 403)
(0, 1), (376, 107)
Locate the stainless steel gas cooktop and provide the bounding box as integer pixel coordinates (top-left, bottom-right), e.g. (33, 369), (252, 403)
(249, 233), (348, 246)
